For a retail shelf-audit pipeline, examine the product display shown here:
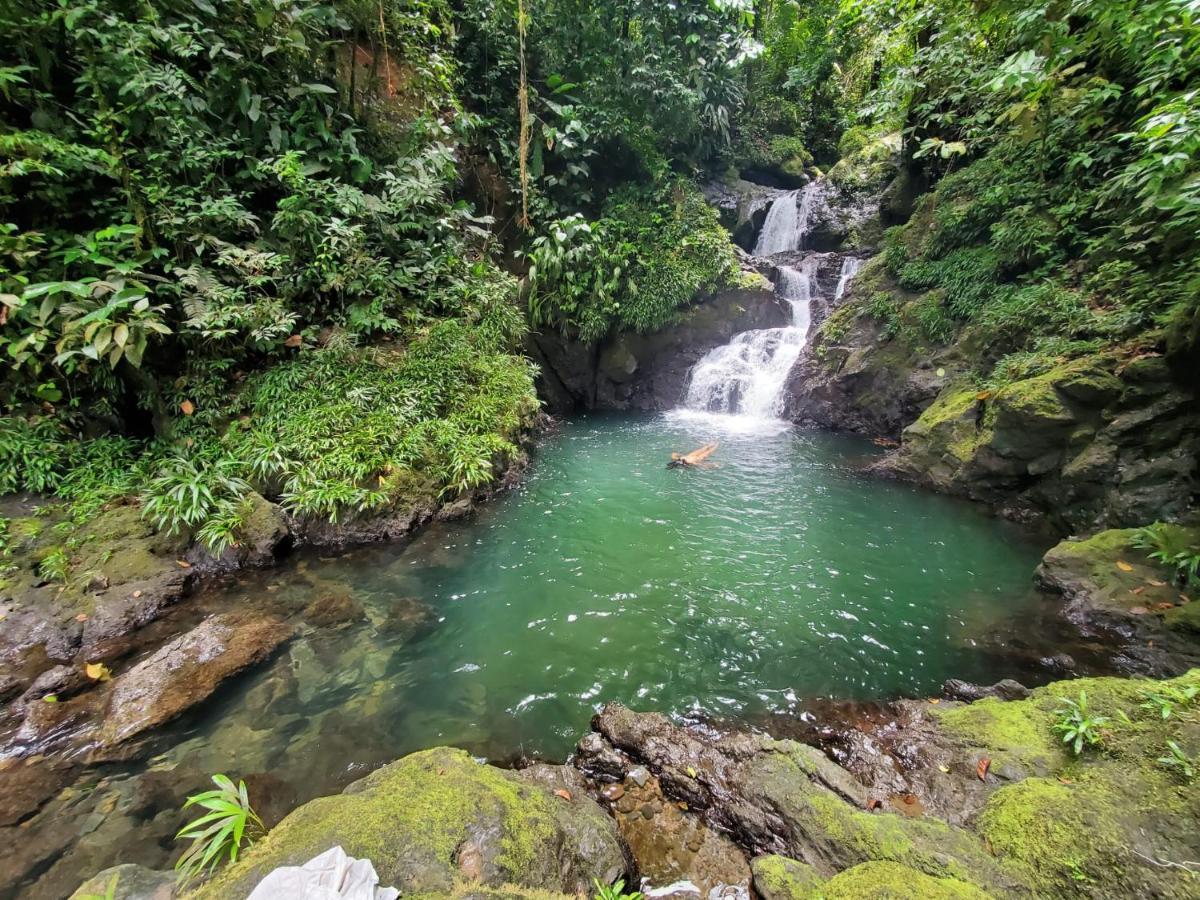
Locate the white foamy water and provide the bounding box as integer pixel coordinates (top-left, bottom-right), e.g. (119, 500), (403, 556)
(834, 256), (863, 300)
(679, 257), (819, 421)
(753, 183), (816, 256)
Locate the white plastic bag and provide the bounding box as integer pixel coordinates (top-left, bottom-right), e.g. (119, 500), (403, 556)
(246, 845), (399, 900)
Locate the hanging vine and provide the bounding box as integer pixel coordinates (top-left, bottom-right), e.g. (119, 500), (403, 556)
(516, 0), (532, 229)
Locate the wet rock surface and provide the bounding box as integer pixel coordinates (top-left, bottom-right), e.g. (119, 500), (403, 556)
(94, 611), (293, 752)
(570, 671), (1200, 900)
(605, 772), (751, 898)
(529, 285), (786, 414)
(1036, 526), (1200, 674)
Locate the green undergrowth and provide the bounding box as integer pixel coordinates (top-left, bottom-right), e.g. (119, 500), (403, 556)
(875, 146), (1195, 387)
(526, 180), (740, 344)
(1, 314), (538, 558)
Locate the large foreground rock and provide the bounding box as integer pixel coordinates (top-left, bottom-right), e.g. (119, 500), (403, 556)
(194, 748), (626, 899)
(95, 612), (292, 751)
(578, 672), (1200, 899)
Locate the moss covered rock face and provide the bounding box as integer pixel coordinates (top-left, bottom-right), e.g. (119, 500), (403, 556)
(579, 669), (1200, 900)
(193, 748), (625, 898)
(1037, 526), (1200, 672)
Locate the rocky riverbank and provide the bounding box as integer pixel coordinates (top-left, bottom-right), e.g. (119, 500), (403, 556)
(0, 435), (543, 897)
(71, 667), (1200, 899)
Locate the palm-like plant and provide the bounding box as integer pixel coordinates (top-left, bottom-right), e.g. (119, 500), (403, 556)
(175, 774), (263, 886)
(1052, 691), (1110, 755)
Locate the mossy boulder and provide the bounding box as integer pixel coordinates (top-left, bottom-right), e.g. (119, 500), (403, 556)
(751, 855), (995, 899)
(751, 854), (826, 899)
(826, 132), (902, 194)
(933, 696), (1065, 777)
(192, 748), (626, 898)
(823, 861), (994, 899)
(1037, 526), (1200, 654)
(896, 384), (986, 481)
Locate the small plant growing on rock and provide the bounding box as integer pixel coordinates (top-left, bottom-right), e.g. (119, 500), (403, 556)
(175, 774), (263, 886)
(1052, 691), (1109, 755)
(1158, 741), (1196, 782)
(1139, 684), (1199, 721)
(1131, 524), (1200, 587)
(594, 878), (644, 900)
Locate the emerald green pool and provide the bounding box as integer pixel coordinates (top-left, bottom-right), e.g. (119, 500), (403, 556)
(18, 413), (1088, 898)
(180, 413), (1056, 766)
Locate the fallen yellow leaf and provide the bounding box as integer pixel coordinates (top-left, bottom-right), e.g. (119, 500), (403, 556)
(85, 662), (111, 682)
(928, 698), (940, 704)
(1116, 560), (1134, 572)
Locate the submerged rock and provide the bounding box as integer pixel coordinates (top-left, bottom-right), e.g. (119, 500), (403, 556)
(93, 612), (292, 752)
(68, 864), (175, 900)
(195, 747), (626, 898)
(302, 591), (365, 628)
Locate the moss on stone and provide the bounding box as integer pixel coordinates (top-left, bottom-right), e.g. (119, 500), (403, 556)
(800, 791), (1003, 888)
(823, 861), (994, 899)
(934, 697), (1064, 775)
(976, 776), (1128, 894)
(1039, 526), (1194, 617)
(902, 383), (984, 467)
(751, 854), (827, 900)
(828, 132), (901, 193)
(194, 748), (621, 899)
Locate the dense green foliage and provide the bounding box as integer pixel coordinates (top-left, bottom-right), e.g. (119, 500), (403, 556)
(0, 0), (539, 540)
(526, 181), (739, 342)
(2, 0), (1198, 549)
(850, 0), (1198, 382)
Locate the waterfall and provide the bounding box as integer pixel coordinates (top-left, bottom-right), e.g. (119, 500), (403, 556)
(753, 183), (816, 256)
(680, 258), (819, 421)
(833, 256), (862, 301)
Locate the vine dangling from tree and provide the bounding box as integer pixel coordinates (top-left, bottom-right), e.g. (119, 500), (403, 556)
(516, 0), (531, 229)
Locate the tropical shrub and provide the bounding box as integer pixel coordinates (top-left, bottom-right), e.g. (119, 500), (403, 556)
(175, 775), (263, 885)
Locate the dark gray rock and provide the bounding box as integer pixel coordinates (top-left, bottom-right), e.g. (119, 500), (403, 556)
(942, 678), (1031, 703)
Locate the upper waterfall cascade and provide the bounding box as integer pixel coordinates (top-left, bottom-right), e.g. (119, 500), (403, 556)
(753, 183), (817, 256)
(834, 256), (863, 301)
(677, 178), (863, 426)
